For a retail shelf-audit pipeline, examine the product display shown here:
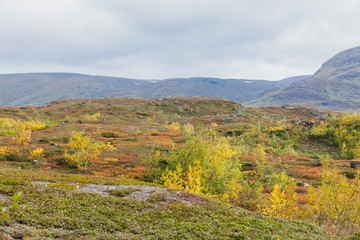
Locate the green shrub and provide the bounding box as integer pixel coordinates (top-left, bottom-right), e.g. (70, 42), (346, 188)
(38, 137), (50, 143)
(147, 192), (167, 202)
(55, 136), (70, 143)
(241, 162), (254, 171)
(43, 146), (67, 157)
(54, 157), (66, 165)
(101, 132), (116, 138)
(341, 171), (357, 179)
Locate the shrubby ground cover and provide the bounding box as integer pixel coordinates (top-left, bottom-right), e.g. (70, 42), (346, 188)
(0, 97), (357, 239)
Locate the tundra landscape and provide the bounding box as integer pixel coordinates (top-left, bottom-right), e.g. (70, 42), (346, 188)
(0, 94), (360, 239)
(2, 1), (360, 239)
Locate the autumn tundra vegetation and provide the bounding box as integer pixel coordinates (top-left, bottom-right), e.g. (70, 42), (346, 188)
(0, 97), (360, 239)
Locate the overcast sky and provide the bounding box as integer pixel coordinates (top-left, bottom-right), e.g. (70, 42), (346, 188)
(0, 0), (359, 80)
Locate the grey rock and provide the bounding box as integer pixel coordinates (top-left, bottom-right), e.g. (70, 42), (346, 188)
(32, 159), (40, 164)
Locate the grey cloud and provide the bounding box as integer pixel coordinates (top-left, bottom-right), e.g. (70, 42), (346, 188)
(0, 0), (359, 79)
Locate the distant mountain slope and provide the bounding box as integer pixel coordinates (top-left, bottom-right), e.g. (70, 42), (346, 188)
(246, 46), (360, 112)
(114, 77), (298, 103)
(0, 73), (307, 107)
(0, 73), (150, 106)
(278, 75), (312, 85)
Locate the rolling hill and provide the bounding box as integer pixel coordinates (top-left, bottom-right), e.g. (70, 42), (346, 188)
(0, 73), (151, 106)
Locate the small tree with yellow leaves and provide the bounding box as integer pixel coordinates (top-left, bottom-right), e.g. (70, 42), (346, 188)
(160, 161), (203, 195)
(262, 171), (298, 219)
(64, 131), (115, 170)
(263, 184), (298, 219)
(150, 124), (243, 201)
(301, 161), (360, 235)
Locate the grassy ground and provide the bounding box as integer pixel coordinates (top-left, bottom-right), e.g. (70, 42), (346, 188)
(0, 168), (338, 239)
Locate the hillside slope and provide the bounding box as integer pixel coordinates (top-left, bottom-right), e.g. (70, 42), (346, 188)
(247, 46), (360, 112)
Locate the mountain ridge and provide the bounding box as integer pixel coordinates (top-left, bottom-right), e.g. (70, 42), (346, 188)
(0, 72), (309, 107)
(246, 46), (360, 112)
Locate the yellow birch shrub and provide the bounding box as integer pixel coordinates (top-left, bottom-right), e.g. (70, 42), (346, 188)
(313, 113), (360, 159)
(82, 112), (103, 122)
(184, 160), (203, 194)
(153, 124), (243, 202)
(0, 118), (46, 148)
(159, 164), (185, 191)
(24, 119), (46, 131)
(159, 161), (203, 194)
(28, 148), (44, 160)
(166, 122), (181, 130)
(13, 128), (31, 145)
(0, 147), (10, 156)
(301, 163), (360, 234)
(310, 120), (328, 137)
(262, 170), (299, 219)
(181, 123), (195, 138)
(263, 184), (298, 219)
(64, 131), (115, 170)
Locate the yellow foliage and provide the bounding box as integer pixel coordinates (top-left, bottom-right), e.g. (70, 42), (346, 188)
(160, 164), (184, 191)
(23, 120), (46, 132)
(181, 123), (195, 137)
(311, 121), (328, 136)
(184, 161), (202, 194)
(300, 165), (360, 234)
(28, 148), (44, 160)
(341, 142), (348, 157)
(166, 122), (181, 130)
(64, 131), (115, 170)
(153, 130), (243, 202)
(82, 112), (103, 121)
(160, 161), (203, 195)
(0, 147), (10, 156)
(317, 167), (360, 230)
(329, 113), (360, 158)
(13, 128), (31, 145)
(99, 157), (118, 164)
(263, 184), (298, 219)
(268, 126), (284, 132)
(271, 170), (295, 186)
(0, 118), (46, 140)
(337, 112), (360, 126)
(221, 179), (242, 202)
